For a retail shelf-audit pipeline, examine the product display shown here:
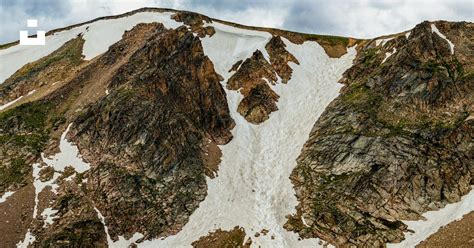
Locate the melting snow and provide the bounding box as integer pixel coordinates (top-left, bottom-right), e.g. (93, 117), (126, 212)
(137, 22), (355, 248)
(0, 90), (35, 111)
(16, 230), (36, 248)
(388, 187), (474, 247)
(431, 24), (454, 54)
(405, 32), (411, 39)
(41, 123), (91, 173)
(32, 163), (60, 218)
(18, 123), (91, 246)
(0, 191), (15, 203)
(42, 207), (58, 227)
(0, 95), (24, 111)
(375, 37), (393, 46)
(0, 11), (181, 84)
(382, 48), (397, 63)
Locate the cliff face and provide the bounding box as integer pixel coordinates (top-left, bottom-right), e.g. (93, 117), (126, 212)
(286, 21), (473, 246)
(0, 8), (472, 248)
(71, 23), (234, 240)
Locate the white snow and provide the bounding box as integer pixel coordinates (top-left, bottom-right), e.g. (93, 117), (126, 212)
(81, 12), (181, 60)
(0, 191), (15, 203)
(31, 162), (60, 218)
(16, 230), (36, 248)
(136, 23), (355, 248)
(42, 207), (58, 227)
(388, 187), (474, 247)
(17, 123), (92, 245)
(0, 11), (181, 84)
(41, 123), (91, 173)
(382, 48), (397, 64)
(431, 24), (455, 54)
(405, 32), (411, 39)
(376, 37), (393, 46)
(0, 89), (36, 111)
(0, 95), (23, 111)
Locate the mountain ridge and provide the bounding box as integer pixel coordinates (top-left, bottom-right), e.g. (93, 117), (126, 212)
(0, 8), (472, 248)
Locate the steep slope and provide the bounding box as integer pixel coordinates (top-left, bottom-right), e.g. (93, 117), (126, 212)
(0, 8), (472, 248)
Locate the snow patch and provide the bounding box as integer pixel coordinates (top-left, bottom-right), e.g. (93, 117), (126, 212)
(16, 230), (36, 248)
(41, 123), (90, 173)
(139, 23), (355, 247)
(0, 95), (23, 111)
(32, 163), (60, 218)
(382, 48), (397, 63)
(431, 24), (454, 54)
(388, 187), (474, 247)
(376, 37), (393, 46)
(405, 32), (411, 39)
(42, 207), (58, 227)
(0, 90), (36, 111)
(0, 191), (15, 203)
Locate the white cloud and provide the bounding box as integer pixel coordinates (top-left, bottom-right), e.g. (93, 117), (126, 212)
(0, 0), (472, 43)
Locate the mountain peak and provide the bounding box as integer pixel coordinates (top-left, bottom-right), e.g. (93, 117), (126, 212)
(0, 8), (472, 248)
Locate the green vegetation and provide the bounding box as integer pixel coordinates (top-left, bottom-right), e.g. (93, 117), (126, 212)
(8, 37), (84, 82)
(0, 101), (53, 152)
(0, 41), (18, 50)
(0, 158), (27, 189)
(361, 48), (379, 66)
(0, 100), (65, 191)
(342, 83), (381, 117)
(304, 34), (350, 46)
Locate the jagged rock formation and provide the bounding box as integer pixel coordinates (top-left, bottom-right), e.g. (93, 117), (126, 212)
(227, 36), (299, 124)
(171, 12), (215, 37)
(265, 36), (300, 83)
(286, 21), (473, 246)
(70, 23), (234, 240)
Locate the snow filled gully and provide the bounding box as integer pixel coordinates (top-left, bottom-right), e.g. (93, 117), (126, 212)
(138, 26), (357, 248)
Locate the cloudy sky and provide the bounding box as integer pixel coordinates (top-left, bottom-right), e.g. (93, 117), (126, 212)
(0, 0), (472, 43)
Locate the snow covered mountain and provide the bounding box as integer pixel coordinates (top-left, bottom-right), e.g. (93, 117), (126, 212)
(0, 8), (472, 248)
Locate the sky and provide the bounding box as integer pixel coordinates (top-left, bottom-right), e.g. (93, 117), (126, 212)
(0, 0), (472, 43)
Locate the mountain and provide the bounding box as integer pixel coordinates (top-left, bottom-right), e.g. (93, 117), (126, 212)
(0, 8), (472, 248)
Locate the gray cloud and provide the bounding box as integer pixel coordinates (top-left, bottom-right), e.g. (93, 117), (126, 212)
(0, 0), (472, 43)
(284, 0), (474, 38)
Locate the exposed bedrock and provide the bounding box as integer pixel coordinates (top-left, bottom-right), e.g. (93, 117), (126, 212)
(68, 23), (235, 240)
(286, 21), (474, 247)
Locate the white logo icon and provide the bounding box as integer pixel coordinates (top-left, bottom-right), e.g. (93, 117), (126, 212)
(20, 19), (45, 45)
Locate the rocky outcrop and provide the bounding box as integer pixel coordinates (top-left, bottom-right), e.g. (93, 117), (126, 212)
(287, 21), (473, 246)
(192, 226), (251, 248)
(227, 37), (299, 124)
(171, 11), (216, 37)
(69, 23), (234, 240)
(265, 36), (299, 83)
(227, 50), (278, 124)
